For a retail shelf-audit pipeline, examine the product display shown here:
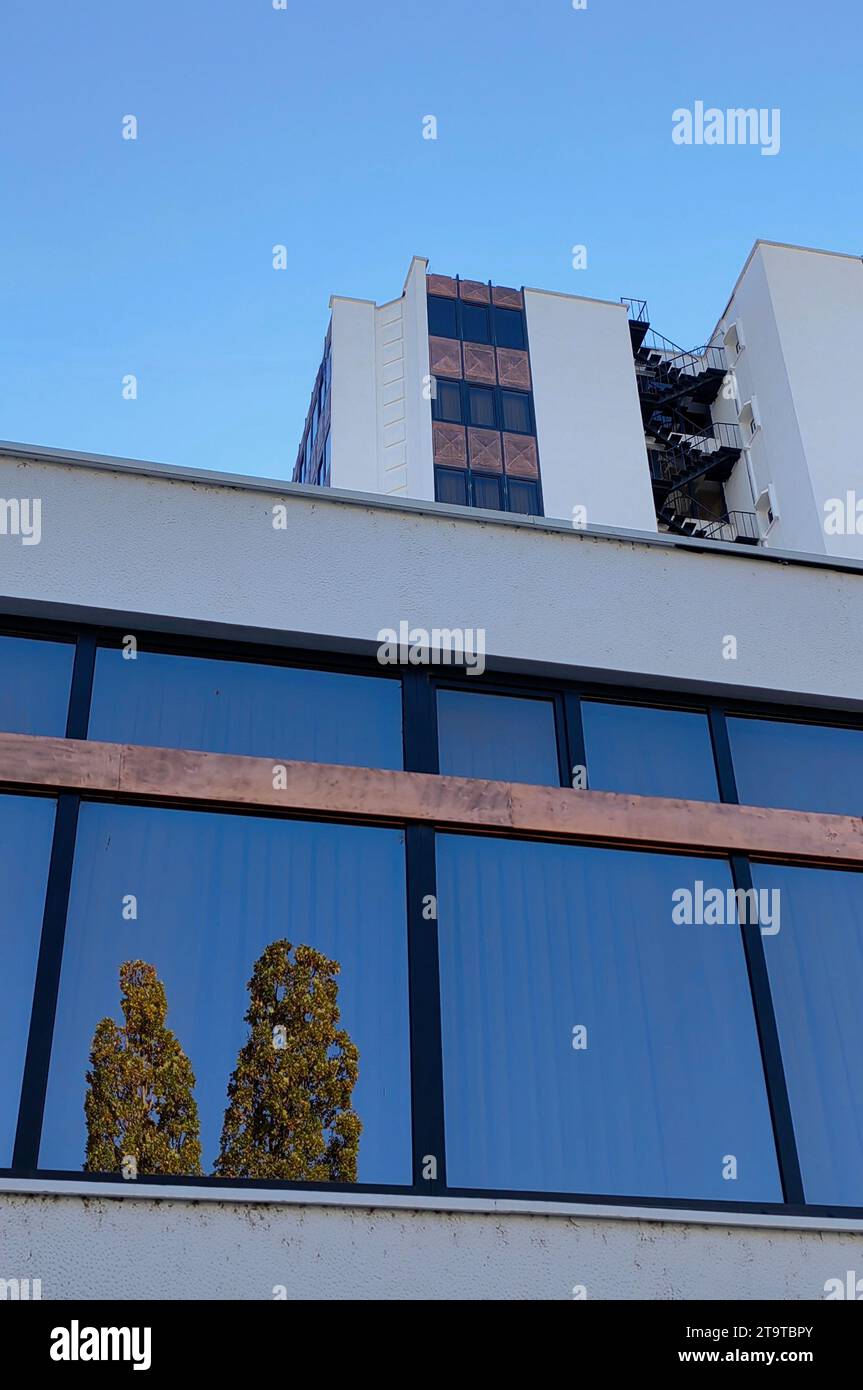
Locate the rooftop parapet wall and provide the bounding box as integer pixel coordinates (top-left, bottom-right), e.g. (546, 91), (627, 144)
(1, 445), (862, 707)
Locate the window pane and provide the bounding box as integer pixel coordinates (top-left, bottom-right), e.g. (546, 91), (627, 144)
(438, 835), (781, 1200)
(0, 794), (56, 1164)
(321, 430), (331, 486)
(435, 467), (467, 506)
(471, 474), (502, 511)
(89, 649), (403, 770)
(467, 386), (496, 428)
(437, 690), (560, 785)
(753, 863), (863, 1206)
(461, 303), (491, 344)
(0, 635), (74, 735)
(507, 479), (540, 516)
(427, 295), (458, 338)
(582, 701), (719, 801)
(40, 805), (411, 1184)
(728, 716), (863, 815)
(432, 380), (462, 423)
(500, 390), (531, 433)
(494, 307), (526, 349)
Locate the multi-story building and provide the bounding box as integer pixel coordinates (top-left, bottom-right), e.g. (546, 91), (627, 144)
(1, 240), (863, 1302)
(295, 241), (863, 558)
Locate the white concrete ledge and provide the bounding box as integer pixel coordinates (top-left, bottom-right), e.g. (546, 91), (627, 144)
(3, 1177), (863, 1234)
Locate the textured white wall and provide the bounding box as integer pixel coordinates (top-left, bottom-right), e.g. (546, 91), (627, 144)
(3, 450), (863, 1299)
(2, 1194), (862, 1301)
(400, 256), (434, 502)
(374, 293), (409, 495)
(716, 243), (863, 559)
(1, 452), (861, 704)
(329, 297), (378, 494)
(761, 244), (863, 561)
(525, 289), (658, 531)
(717, 247), (822, 555)
(328, 260), (434, 502)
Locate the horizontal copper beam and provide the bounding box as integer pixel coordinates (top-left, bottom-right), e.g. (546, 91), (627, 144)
(1, 731), (862, 866)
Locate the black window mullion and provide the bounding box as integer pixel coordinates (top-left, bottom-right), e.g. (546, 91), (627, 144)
(404, 824), (446, 1194)
(12, 794), (81, 1172)
(11, 630), (98, 1171)
(709, 705), (805, 1205)
(729, 854), (805, 1205)
(563, 690), (587, 789)
(707, 704), (740, 804)
(65, 631), (97, 739)
(401, 670), (446, 1192)
(552, 693), (570, 788)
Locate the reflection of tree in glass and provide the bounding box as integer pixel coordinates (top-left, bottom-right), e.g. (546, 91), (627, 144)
(215, 940), (361, 1181)
(84, 960), (202, 1176)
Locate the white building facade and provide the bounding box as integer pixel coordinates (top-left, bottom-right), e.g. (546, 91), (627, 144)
(295, 242), (863, 560)
(1, 432), (863, 1300)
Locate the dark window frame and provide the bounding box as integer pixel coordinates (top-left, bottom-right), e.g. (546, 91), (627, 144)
(2, 610), (863, 1217)
(466, 385), (498, 430)
(428, 279), (542, 517)
(431, 380), (463, 424)
(499, 388), (534, 435)
(426, 292), (528, 351)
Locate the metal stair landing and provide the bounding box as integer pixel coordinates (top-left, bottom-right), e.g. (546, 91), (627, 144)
(621, 297), (758, 546)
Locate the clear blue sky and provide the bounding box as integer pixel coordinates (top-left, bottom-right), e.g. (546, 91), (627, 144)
(1, 0), (860, 479)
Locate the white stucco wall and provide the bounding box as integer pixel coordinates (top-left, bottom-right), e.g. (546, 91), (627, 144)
(1, 449), (861, 705)
(400, 256), (434, 502)
(524, 289), (658, 531)
(760, 244), (863, 560)
(2, 1192), (861, 1301)
(3, 447), (863, 1299)
(329, 297), (378, 494)
(716, 242), (863, 559)
(328, 259), (433, 502)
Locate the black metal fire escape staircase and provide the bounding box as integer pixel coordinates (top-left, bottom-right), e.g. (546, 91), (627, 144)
(621, 300), (758, 545)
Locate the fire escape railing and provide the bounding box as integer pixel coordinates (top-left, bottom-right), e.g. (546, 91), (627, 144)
(623, 299), (757, 545)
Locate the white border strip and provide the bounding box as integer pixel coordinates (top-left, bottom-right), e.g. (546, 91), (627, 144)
(4, 1177), (863, 1233)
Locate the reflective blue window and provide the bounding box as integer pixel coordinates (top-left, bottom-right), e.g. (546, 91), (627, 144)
(461, 303), (491, 344)
(728, 716), (863, 816)
(0, 794), (56, 1164)
(493, 307), (526, 349)
(427, 295), (458, 338)
(754, 862), (863, 1206)
(500, 390), (531, 434)
(435, 468), (468, 507)
(471, 474), (502, 511)
(431, 380), (462, 423)
(467, 385), (496, 428)
(507, 479), (541, 516)
(437, 690), (560, 785)
(0, 634), (74, 735)
(88, 649), (403, 769)
(40, 805), (411, 1183)
(582, 701), (719, 801)
(437, 834), (781, 1200)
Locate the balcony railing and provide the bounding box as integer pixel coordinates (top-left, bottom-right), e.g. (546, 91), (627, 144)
(620, 296), (649, 323)
(658, 489), (760, 545)
(701, 509), (760, 544)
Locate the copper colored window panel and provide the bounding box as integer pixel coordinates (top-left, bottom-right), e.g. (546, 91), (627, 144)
(492, 285), (523, 309)
(428, 336), (462, 378)
(427, 273), (457, 298)
(433, 422), (468, 467)
(462, 342), (497, 384)
(467, 428), (503, 473)
(496, 348), (531, 389)
(459, 279), (491, 304)
(3, 732), (863, 867)
(503, 433), (539, 478)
